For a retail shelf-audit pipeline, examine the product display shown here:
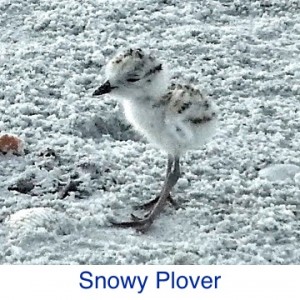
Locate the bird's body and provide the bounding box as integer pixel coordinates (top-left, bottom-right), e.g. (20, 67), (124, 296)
(93, 48), (218, 231)
(122, 84), (217, 155)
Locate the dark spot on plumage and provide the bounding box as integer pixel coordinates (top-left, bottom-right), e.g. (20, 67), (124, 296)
(144, 64), (162, 77)
(150, 64), (162, 74)
(203, 100), (210, 109)
(189, 116), (212, 124)
(182, 102), (191, 110)
(161, 92), (172, 103)
(126, 77), (140, 82)
(135, 49), (144, 59)
(162, 92), (171, 101)
(176, 126), (182, 132)
(124, 49), (133, 58)
(178, 102), (191, 114)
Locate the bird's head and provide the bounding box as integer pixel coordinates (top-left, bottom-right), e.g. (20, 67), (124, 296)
(93, 48), (168, 100)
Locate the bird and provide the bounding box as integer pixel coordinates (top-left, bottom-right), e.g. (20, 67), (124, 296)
(92, 48), (218, 232)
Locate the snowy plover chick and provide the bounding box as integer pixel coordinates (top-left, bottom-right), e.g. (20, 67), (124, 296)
(93, 48), (218, 232)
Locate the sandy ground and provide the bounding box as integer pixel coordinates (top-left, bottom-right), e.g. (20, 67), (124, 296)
(0, 0), (300, 264)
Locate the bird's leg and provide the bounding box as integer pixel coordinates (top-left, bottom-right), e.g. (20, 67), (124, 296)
(134, 154), (177, 210)
(111, 156), (181, 232)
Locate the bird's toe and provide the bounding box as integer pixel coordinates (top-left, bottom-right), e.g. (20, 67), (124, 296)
(110, 217), (153, 232)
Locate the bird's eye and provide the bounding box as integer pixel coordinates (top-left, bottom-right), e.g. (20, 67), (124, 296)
(126, 78), (140, 82)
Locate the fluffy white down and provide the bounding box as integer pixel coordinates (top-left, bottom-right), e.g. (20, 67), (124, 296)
(122, 99), (218, 155)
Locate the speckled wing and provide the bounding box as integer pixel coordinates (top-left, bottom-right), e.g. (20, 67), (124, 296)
(164, 84), (217, 125)
(157, 84), (218, 150)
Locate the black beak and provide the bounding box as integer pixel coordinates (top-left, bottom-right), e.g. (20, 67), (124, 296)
(92, 80), (113, 96)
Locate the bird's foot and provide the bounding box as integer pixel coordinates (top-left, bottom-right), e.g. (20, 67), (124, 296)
(111, 196), (171, 232)
(110, 215), (153, 233)
(134, 193), (178, 211)
(111, 194), (180, 232)
(110, 196), (177, 232)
